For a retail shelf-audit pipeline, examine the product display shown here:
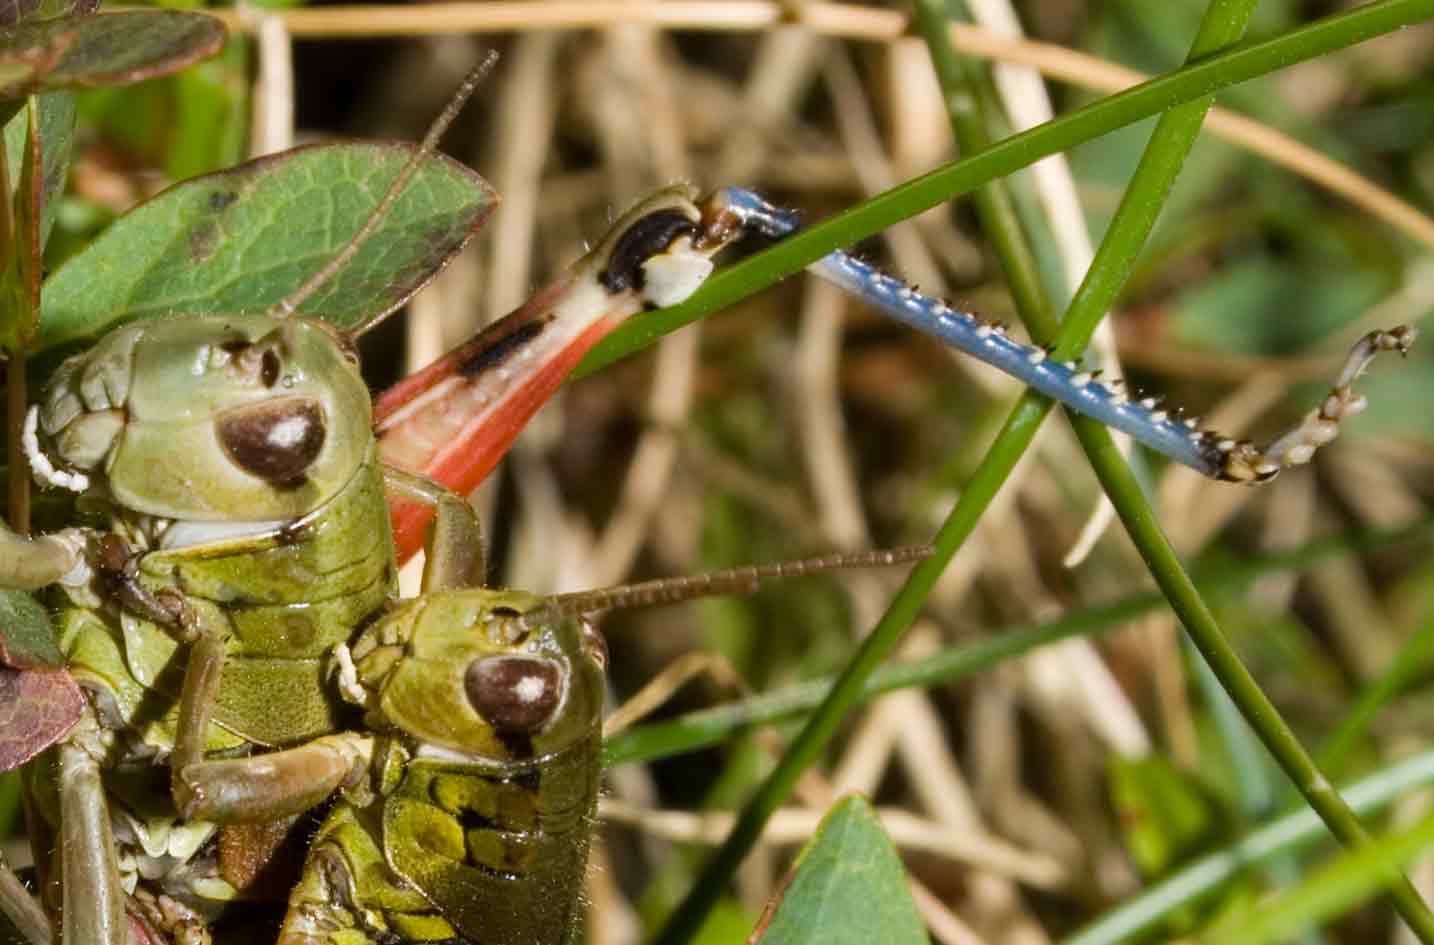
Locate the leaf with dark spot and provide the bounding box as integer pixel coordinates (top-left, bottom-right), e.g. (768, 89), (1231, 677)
(0, 587), (61, 667)
(0, 665), (83, 771)
(39, 141), (496, 348)
(0, 10), (224, 101)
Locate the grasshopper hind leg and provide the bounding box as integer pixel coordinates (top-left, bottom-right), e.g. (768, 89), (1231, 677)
(704, 186), (1416, 483)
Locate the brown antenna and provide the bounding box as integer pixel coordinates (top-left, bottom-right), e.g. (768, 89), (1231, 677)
(268, 50), (498, 323)
(512, 545), (933, 632)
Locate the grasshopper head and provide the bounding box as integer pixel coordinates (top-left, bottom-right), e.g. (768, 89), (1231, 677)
(32, 314), (371, 523)
(352, 589), (606, 763)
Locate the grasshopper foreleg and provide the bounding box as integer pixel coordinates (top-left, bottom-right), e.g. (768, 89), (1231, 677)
(0, 523), (87, 591)
(170, 629), (227, 820)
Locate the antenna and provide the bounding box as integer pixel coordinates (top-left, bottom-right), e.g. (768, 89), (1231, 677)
(512, 545), (933, 632)
(268, 51), (498, 322)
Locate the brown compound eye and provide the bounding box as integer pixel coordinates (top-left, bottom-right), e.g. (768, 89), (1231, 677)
(215, 397), (326, 488)
(464, 656), (564, 735)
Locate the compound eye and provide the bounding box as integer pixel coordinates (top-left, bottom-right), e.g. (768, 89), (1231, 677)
(464, 656), (564, 736)
(215, 397), (326, 488)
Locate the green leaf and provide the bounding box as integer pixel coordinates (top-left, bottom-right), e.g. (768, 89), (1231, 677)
(0, 10), (224, 101)
(38, 141), (497, 349)
(750, 796), (927, 945)
(5, 90), (76, 249)
(0, 586), (58, 667)
(8, 97), (42, 349)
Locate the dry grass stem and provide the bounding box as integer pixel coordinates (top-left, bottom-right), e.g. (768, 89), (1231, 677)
(205, 2), (1434, 249)
(961, 0), (1150, 570)
(598, 799), (1071, 889)
(244, 7), (294, 157)
(604, 651), (745, 737)
(908, 882), (994, 945)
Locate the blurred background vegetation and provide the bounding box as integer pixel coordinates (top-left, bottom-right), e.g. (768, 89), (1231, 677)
(7, 1), (1434, 943)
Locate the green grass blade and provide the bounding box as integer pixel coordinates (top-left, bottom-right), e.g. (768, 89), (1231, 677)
(580, 0), (1434, 377)
(1061, 749), (1434, 945)
(1205, 813), (1434, 945)
(1319, 619), (1434, 775)
(603, 521), (1434, 768)
(1071, 421), (1434, 940)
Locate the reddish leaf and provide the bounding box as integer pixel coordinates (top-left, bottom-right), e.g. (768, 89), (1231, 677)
(0, 0), (97, 29)
(0, 11), (225, 100)
(0, 664), (82, 770)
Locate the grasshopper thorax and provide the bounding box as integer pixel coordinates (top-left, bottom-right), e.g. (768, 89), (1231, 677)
(31, 314), (372, 526)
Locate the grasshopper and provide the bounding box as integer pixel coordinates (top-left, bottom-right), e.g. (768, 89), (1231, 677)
(0, 57), (922, 945)
(268, 550), (933, 945)
(0, 43), (1418, 945)
(149, 542), (928, 945)
(0, 60), (766, 945)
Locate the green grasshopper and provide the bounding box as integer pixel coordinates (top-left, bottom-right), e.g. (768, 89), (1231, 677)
(142, 535), (924, 945)
(0, 60), (771, 945)
(1, 56), (930, 945)
(269, 550), (930, 945)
